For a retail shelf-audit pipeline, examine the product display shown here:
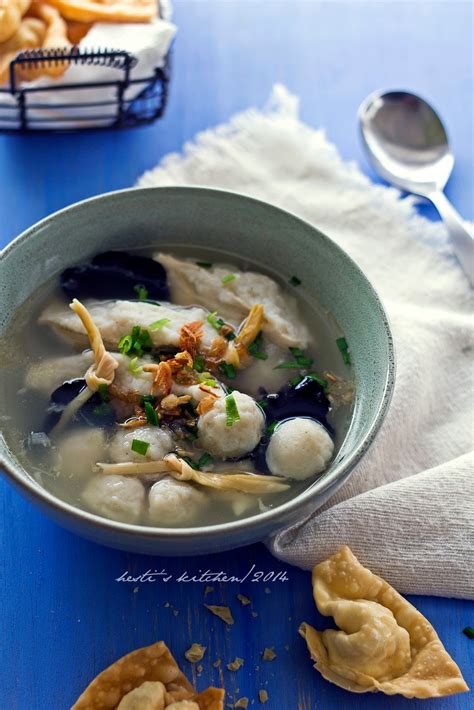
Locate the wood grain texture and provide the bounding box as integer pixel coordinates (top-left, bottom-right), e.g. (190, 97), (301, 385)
(0, 1), (473, 708)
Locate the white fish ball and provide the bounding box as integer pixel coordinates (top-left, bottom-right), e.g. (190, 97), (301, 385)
(148, 477), (207, 526)
(197, 391), (264, 458)
(266, 417), (334, 479)
(82, 474), (145, 523)
(55, 428), (105, 480)
(109, 426), (174, 463)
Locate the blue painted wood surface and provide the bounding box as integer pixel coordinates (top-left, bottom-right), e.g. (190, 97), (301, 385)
(0, 2), (472, 708)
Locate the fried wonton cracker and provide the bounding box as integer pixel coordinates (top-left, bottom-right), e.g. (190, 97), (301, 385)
(299, 546), (469, 699)
(18, 1), (71, 78)
(0, 15), (44, 83)
(66, 19), (92, 43)
(43, 0), (157, 23)
(71, 640), (225, 709)
(0, 0), (32, 43)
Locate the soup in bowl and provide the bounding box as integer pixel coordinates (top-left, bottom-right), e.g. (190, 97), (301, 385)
(0, 187), (394, 554)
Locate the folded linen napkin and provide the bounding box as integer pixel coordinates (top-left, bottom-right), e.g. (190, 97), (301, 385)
(138, 85), (474, 599)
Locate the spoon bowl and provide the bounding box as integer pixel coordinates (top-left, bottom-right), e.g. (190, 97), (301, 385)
(359, 90), (453, 193)
(359, 89), (473, 286)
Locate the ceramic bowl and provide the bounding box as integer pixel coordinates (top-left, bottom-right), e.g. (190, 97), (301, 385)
(0, 187), (395, 555)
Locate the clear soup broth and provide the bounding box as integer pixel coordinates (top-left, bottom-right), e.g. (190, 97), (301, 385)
(0, 247), (353, 528)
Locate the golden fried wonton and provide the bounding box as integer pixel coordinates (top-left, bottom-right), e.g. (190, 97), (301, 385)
(40, 0), (157, 24)
(65, 18), (92, 44)
(0, 1), (71, 84)
(71, 640), (225, 709)
(300, 546), (468, 699)
(0, 16), (45, 83)
(0, 0), (32, 43)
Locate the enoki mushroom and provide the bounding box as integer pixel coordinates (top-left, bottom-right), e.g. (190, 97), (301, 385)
(70, 298), (118, 391)
(50, 299), (118, 435)
(227, 304), (265, 366)
(95, 454), (290, 494)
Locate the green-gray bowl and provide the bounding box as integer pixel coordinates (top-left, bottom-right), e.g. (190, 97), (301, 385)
(0, 187), (395, 555)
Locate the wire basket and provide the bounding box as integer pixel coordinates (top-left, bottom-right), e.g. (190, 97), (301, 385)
(0, 45), (171, 133)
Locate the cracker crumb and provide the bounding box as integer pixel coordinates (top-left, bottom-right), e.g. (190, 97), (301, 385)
(234, 698), (249, 708)
(258, 689), (269, 704)
(264, 587), (271, 594)
(284, 644), (290, 651)
(173, 609), (179, 617)
(227, 657), (244, 672)
(133, 586), (139, 594)
(164, 602), (170, 607)
(197, 664), (203, 673)
(185, 643), (207, 663)
(237, 594), (251, 606)
(262, 647), (277, 661)
(213, 658), (222, 668)
(251, 611), (258, 618)
(204, 585), (214, 596)
(204, 604), (234, 625)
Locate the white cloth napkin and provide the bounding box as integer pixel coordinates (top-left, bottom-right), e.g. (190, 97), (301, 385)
(138, 85), (474, 600)
(0, 1), (176, 130)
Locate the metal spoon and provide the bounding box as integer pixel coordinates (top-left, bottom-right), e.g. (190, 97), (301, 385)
(359, 89), (473, 286)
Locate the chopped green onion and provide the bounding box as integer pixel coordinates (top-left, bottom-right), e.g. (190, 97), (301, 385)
(289, 275), (301, 286)
(207, 311), (226, 331)
(290, 374), (303, 387)
(118, 334), (133, 355)
(128, 356), (143, 376)
(93, 402), (113, 416)
(198, 373), (217, 387)
(267, 421), (278, 434)
(275, 346), (314, 370)
(193, 354), (205, 372)
(248, 331), (268, 360)
(197, 452), (213, 469)
(139, 329), (154, 351)
(462, 626), (474, 639)
(144, 401), (159, 426)
(196, 261), (213, 269)
(274, 360), (303, 370)
(257, 399), (268, 409)
(141, 394), (157, 405)
(134, 284), (149, 300)
(221, 273), (236, 285)
(225, 393), (240, 427)
(295, 356), (314, 367)
(98, 383), (110, 402)
(118, 326), (154, 358)
(131, 439), (150, 456)
(336, 336), (351, 365)
(219, 362), (237, 380)
(307, 372), (329, 392)
(149, 318), (171, 332)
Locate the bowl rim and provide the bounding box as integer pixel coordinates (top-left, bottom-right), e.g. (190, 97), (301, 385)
(0, 185), (396, 541)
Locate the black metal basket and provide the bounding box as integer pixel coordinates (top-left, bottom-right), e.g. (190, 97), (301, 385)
(0, 46), (171, 133)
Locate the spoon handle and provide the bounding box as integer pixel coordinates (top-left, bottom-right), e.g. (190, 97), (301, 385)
(427, 191), (474, 287)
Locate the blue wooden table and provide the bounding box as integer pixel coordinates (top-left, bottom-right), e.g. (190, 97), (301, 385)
(0, 2), (472, 708)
